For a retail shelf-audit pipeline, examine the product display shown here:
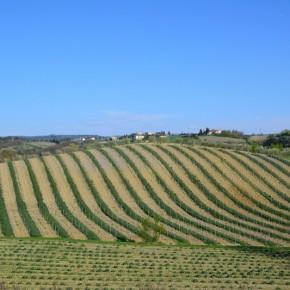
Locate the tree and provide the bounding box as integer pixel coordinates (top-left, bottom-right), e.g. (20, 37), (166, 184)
(138, 216), (165, 243)
(0, 149), (17, 161)
(250, 143), (260, 153)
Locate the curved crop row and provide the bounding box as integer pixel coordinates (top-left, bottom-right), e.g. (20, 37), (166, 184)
(200, 147), (290, 222)
(99, 148), (195, 243)
(140, 144), (288, 244)
(114, 146), (227, 244)
(180, 145), (290, 228)
(0, 182), (13, 236)
(70, 152), (135, 241)
(57, 154), (128, 241)
(270, 155), (290, 168)
(25, 159), (69, 238)
(7, 161), (41, 237)
(121, 145), (267, 245)
(40, 157), (98, 240)
(236, 151), (290, 188)
(219, 149), (290, 206)
(158, 145), (290, 242)
(207, 148), (290, 213)
(257, 154), (290, 178)
(84, 150), (165, 242)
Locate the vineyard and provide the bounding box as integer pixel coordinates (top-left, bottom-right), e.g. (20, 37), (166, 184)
(0, 143), (289, 246)
(0, 143), (290, 288)
(0, 238), (289, 289)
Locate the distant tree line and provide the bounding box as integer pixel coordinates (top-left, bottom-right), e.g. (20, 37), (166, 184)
(263, 130), (290, 148)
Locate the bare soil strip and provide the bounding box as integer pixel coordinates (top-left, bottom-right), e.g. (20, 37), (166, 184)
(13, 160), (57, 237)
(29, 158), (85, 240)
(197, 147), (290, 225)
(146, 144), (284, 245)
(122, 145), (246, 245)
(105, 147), (205, 244)
(74, 151), (140, 241)
(43, 155), (109, 240)
(245, 153), (290, 186)
(233, 152), (289, 195)
(214, 149), (290, 212)
(60, 153), (119, 241)
(0, 163), (28, 237)
(176, 145), (289, 234)
(265, 156), (290, 174)
(92, 149), (180, 244)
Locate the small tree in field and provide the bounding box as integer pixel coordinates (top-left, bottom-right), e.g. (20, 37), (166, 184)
(138, 217), (165, 243)
(250, 143), (260, 153)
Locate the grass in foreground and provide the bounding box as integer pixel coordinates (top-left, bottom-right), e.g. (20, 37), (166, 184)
(0, 238), (289, 289)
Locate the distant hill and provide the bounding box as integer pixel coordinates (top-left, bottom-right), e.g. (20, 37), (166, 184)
(0, 134), (108, 142)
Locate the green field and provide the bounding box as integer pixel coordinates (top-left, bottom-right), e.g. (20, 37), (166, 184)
(0, 238), (289, 289)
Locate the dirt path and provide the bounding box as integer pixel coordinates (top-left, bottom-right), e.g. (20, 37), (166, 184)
(29, 158), (85, 240)
(0, 163), (28, 237)
(14, 160), (57, 237)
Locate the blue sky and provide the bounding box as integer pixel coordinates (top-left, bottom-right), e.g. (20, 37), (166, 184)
(0, 0), (289, 136)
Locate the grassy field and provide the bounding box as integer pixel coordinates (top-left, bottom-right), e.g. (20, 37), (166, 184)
(0, 238), (289, 289)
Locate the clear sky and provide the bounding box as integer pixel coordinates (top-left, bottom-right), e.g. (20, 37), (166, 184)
(0, 0), (289, 136)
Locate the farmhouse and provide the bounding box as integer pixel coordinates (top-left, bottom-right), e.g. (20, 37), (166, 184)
(208, 129), (222, 135)
(134, 133), (145, 141)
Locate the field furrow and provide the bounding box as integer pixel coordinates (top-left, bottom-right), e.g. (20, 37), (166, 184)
(175, 145), (290, 234)
(170, 146), (289, 243)
(121, 145), (255, 245)
(232, 151), (290, 199)
(60, 153), (120, 241)
(116, 146), (220, 244)
(258, 154), (290, 177)
(142, 144), (285, 245)
(29, 158), (85, 239)
(242, 152), (290, 186)
(0, 163), (28, 237)
(104, 147), (200, 244)
(90, 149), (175, 244)
(0, 142), (288, 247)
(43, 155), (105, 239)
(198, 147), (290, 224)
(13, 160), (57, 237)
(215, 149), (290, 211)
(74, 151), (140, 241)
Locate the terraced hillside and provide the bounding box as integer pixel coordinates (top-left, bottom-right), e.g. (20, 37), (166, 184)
(0, 144), (289, 246)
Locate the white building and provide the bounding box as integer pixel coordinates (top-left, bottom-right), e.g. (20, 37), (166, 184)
(135, 134), (145, 141)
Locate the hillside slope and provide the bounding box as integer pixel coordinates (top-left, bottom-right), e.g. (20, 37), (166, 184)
(0, 144), (289, 246)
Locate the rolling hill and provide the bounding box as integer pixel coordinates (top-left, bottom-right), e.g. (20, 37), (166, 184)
(0, 143), (289, 246)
